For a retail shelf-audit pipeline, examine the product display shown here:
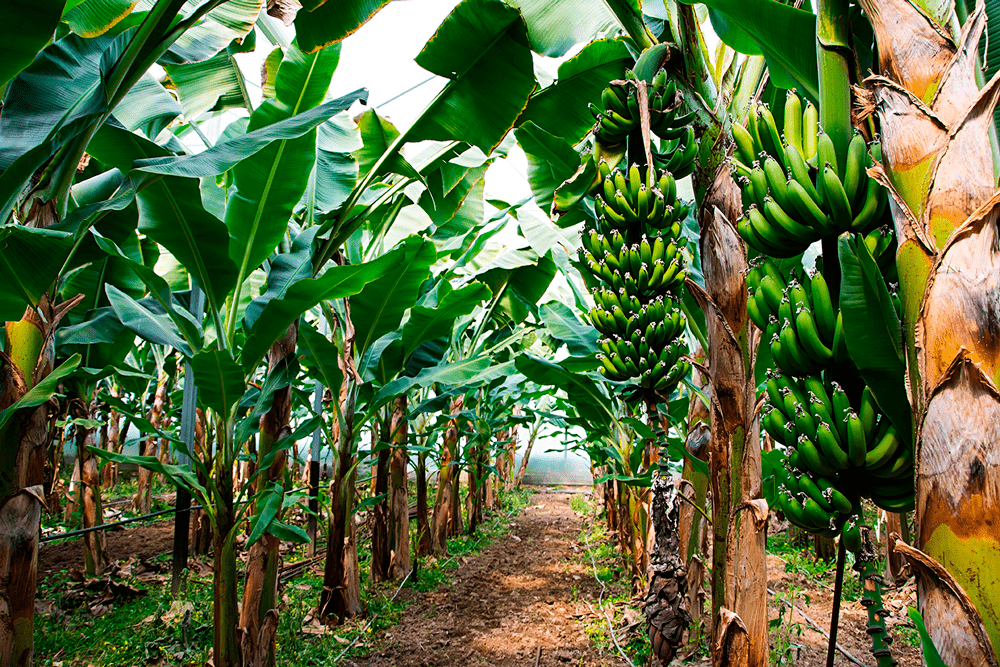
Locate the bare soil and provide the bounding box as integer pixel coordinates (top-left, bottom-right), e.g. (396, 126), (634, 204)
(36, 491), (927, 667)
(357, 492), (620, 667)
(38, 522), (175, 578)
(766, 552), (923, 667)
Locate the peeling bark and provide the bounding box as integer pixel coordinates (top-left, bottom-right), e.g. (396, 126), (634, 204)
(135, 375), (168, 513)
(430, 397), (463, 554)
(689, 166), (766, 667)
(319, 302), (362, 625)
(387, 395), (410, 579)
(239, 322), (296, 667)
(860, 1), (1000, 659)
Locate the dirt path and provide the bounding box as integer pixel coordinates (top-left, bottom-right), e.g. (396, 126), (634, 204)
(359, 492), (619, 667)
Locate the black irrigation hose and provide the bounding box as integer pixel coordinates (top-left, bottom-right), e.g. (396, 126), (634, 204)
(40, 486), (310, 544)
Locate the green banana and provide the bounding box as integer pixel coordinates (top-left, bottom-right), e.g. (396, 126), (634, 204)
(797, 434), (838, 476)
(802, 102), (818, 161)
(821, 163), (854, 231)
(815, 420), (851, 470)
(786, 178), (833, 234)
(865, 424), (901, 469)
(846, 410), (868, 467)
(809, 270), (837, 343)
(733, 123), (757, 167)
(799, 474), (834, 512)
(843, 132), (867, 209)
(795, 307), (834, 363)
(784, 92), (803, 154)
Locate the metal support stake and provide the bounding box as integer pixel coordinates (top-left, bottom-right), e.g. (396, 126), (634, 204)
(172, 286), (204, 595)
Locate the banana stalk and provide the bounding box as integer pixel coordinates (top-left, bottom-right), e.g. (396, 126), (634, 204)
(859, 0), (1000, 661)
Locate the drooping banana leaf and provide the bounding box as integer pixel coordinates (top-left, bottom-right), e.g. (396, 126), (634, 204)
(293, 0), (393, 53)
(239, 246), (401, 370)
(518, 38), (632, 145)
(679, 0), (819, 98)
(0, 0), (65, 89)
(350, 236), (437, 356)
(401, 282), (492, 359)
(405, 0), (536, 154)
(505, 0), (617, 57)
(160, 0), (262, 65)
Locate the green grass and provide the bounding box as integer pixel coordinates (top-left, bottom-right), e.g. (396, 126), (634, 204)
(568, 493), (589, 513)
(35, 486), (534, 666)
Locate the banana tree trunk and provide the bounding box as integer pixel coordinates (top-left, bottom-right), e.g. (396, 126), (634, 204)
(135, 374), (168, 513)
(370, 412), (391, 583)
(859, 0), (1000, 660)
(239, 322), (297, 666)
(689, 167), (767, 667)
(504, 406), (520, 492)
(213, 450), (240, 667)
(415, 447), (430, 556)
(102, 402), (121, 488)
(191, 408), (212, 555)
(73, 398), (107, 577)
(319, 302), (362, 624)
(430, 396), (463, 553)
(0, 293), (80, 667)
(387, 395), (410, 579)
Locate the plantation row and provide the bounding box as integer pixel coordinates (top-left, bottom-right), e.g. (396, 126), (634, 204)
(1, 0), (998, 666)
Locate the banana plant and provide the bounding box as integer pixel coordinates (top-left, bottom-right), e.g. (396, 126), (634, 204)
(82, 35), (409, 666)
(0, 3), (262, 661)
(857, 0), (1000, 661)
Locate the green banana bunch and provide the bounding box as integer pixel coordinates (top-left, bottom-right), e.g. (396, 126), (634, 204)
(596, 328), (691, 390)
(590, 291), (686, 343)
(582, 231), (687, 297)
(733, 93), (888, 257)
(651, 126), (697, 179)
(763, 369), (915, 531)
(747, 259), (845, 376)
(591, 68), (695, 146)
(594, 160), (690, 238)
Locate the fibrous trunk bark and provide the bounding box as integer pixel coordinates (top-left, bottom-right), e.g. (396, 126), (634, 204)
(239, 322), (296, 666)
(415, 448), (430, 556)
(387, 395), (410, 579)
(429, 396), (463, 554)
(859, 0), (1000, 660)
(191, 408), (212, 555)
(74, 400), (107, 577)
(1, 291), (80, 667)
(689, 166), (767, 667)
(135, 373), (168, 513)
(370, 413), (391, 583)
(319, 302), (362, 624)
(213, 446), (240, 667)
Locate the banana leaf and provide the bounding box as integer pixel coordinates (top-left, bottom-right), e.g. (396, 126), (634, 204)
(505, 0), (616, 57)
(838, 234), (912, 445)
(518, 38), (632, 144)
(405, 0), (535, 155)
(679, 0), (819, 98)
(0, 0), (65, 89)
(224, 40), (341, 282)
(293, 0), (393, 53)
